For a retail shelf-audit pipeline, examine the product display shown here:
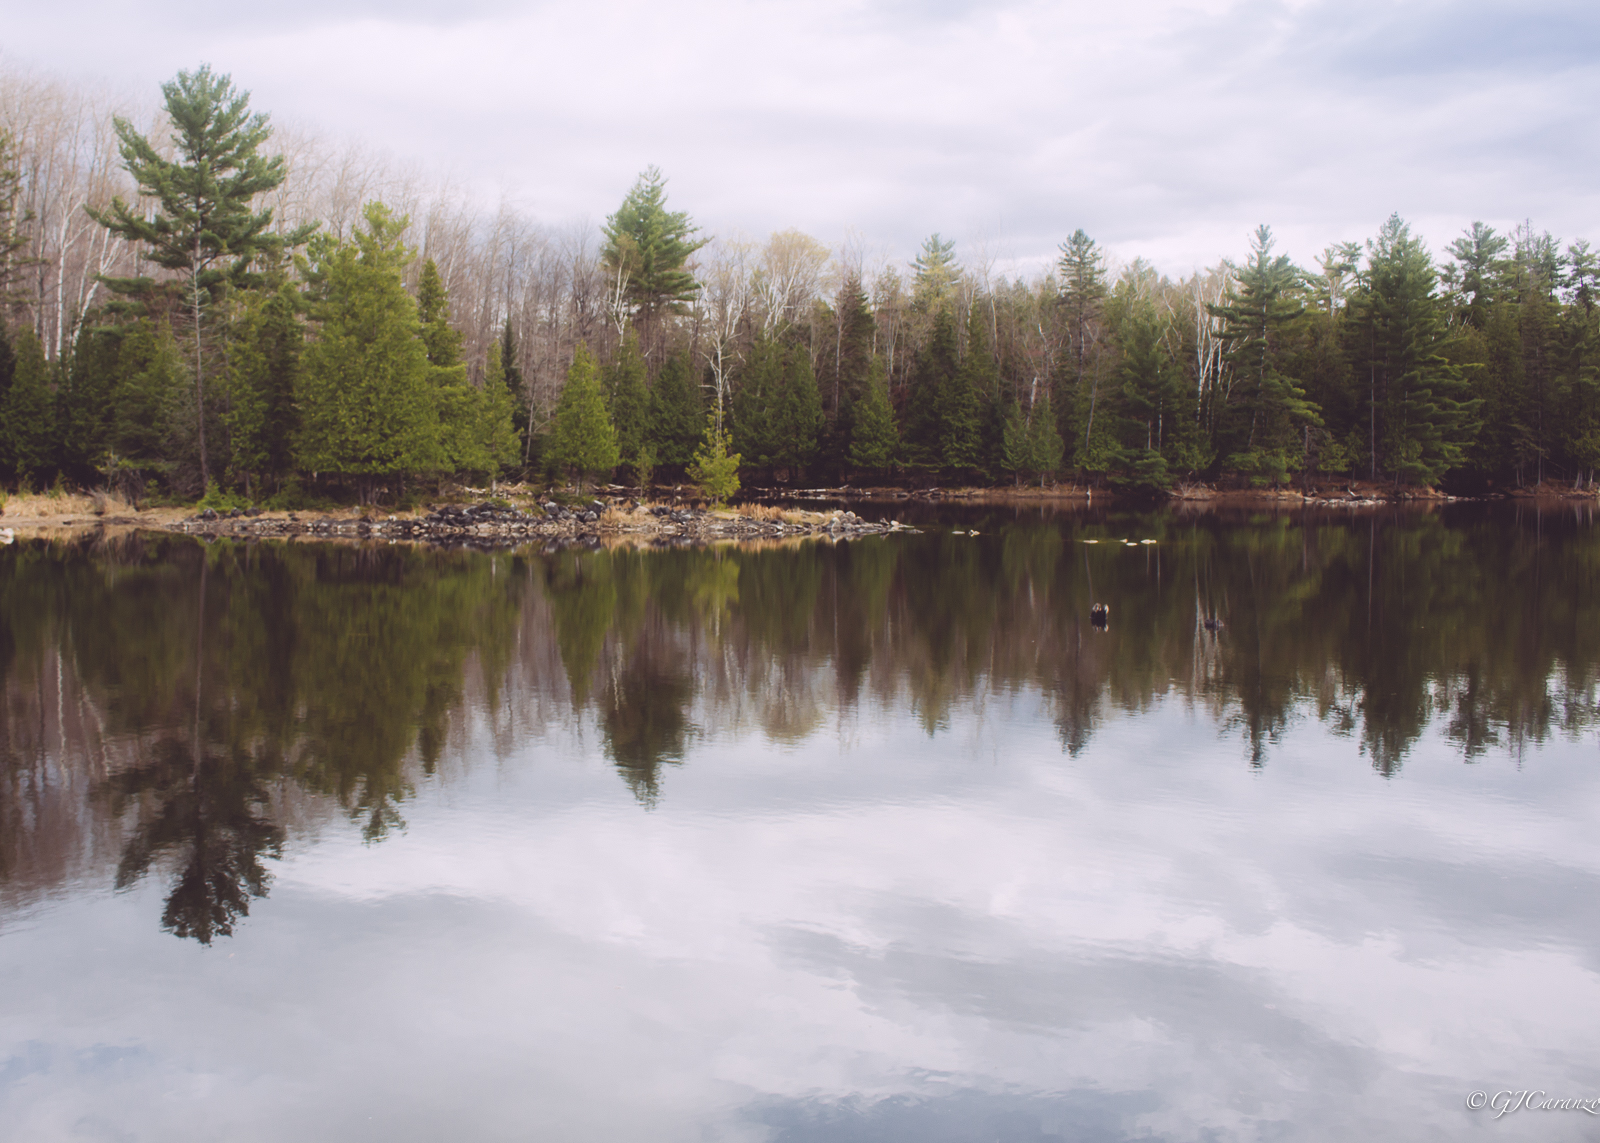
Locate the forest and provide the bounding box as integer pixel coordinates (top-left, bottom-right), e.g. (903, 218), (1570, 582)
(1, 64), (1598, 504)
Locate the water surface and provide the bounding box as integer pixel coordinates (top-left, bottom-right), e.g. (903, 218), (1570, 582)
(2, 503), (1597, 1141)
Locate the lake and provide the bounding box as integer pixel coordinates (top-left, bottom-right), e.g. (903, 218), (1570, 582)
(2, 502), (1597, 1142)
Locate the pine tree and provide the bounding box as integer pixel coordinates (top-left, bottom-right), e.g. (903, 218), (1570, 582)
(1209, 226), (1320, 485)
(297, 203), (440, 500)
(602, 167), (706, 348)
(647, 350), (702, 467)
(88, 66), (314, 485)
(550, 343), (619, 488)
(849, 356), (898, 473)
(912, 234), (960, 309)
(1058, 229), (1107, 457)
(1352, 215), (1481, 486)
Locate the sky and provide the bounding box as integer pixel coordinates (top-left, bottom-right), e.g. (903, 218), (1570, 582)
(5, 0), (1600, 278)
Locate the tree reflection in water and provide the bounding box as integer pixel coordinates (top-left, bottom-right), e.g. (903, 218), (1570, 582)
(0, 502), (1596, 940)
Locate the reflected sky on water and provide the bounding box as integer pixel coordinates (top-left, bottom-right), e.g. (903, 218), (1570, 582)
(1, 503), (1598, 1141)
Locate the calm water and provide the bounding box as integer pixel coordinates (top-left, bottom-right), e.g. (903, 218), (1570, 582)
(2, 503), (1598, 1142)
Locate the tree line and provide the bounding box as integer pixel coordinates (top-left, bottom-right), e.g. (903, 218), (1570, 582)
(2, 64), (1598, 501)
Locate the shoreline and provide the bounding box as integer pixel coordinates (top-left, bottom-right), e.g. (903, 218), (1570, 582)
(1, 481), (1594, 548)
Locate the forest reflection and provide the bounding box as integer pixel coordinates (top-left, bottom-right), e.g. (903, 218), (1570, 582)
(1, 504), (1595, 941)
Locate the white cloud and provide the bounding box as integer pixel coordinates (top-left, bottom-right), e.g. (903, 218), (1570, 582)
(5, 0), (1598, 275)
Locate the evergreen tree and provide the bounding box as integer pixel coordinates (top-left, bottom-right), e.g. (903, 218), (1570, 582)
(1352, 215), (1480, 486)
(225, 282), (302, 492)
(477, 339), (521, 477)
(912, 234), (961, 309)
(0, 326), (55, 482)
(731, 337), (784, 468)
(688, 414), (740, 506)
(550, 344), (619, 487)
(905, 307), (959, 470)
(88, 65), (315, 485)
(110, 320), (185, 464)
(602, 167), (706, 346)
(773, 345), (823, 478)
(1027, 392), (1065, 480)
(950, 306), (994, 473)
(1057, 229), (1107, 458)
(297, 203), (440, 500)
(647, 350), (703, 467)
(603, 333), (649, 464)
(1208, 226), (1319, 485)
(54, 326), (121, 485)
(849, 356), (898, 474)
(1444, 222), (1510, 330)
(416, 258), (463, 369)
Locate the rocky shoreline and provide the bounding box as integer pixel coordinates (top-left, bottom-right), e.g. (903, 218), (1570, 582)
(165, 500), (917, 546)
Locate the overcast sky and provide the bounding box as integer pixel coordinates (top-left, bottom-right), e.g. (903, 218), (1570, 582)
(6, 0), (1599, 278)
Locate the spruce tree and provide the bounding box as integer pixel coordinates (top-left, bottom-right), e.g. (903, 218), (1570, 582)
(647, 350), (702, 468)
(225, 282), (302, 492)
(416, 258), (464, 369)
(774, 345), (823, 479)
(849, 356), (898, 474)
(731, 337), (784, 468)
(1027, 392), (1065, 481)
(603, 333), (649, 464)
(88, 66), (314, 486)
(297, 203), (440, 500)
(905, 307), (958, 470)
(0, 327), (55, 482)
(550, 344), (619, 488)
(947, 307), (993, 473)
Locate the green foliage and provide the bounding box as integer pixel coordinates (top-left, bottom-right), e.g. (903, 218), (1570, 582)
(688, 415), (741, 506)
(225, 282), (302, 489)
(197, 478), (250, 512)
(1, 326), (55, 482)
(604, 333), (650, 462)
(416, 258), (463, 369)
(296, 203), (441, 491)
(602, 167), (706, 325)
(633, 442), (656, 491)
(912, 234), (960, 309)
(87, 65), (315, 483)
(849, 356), (898, 473)
(647, 350), (702, 467)
(550, 344), (619, 486)
(1352, 214), (1481, 486)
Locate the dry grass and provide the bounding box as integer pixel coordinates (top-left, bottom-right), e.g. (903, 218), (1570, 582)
(1, 489), (135, 519)
(733, 503), (814, 525)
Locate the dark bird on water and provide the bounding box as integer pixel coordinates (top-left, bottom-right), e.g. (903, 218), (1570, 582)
(1203, 618), (1224, 632)
(1090, 602), (1109, 628)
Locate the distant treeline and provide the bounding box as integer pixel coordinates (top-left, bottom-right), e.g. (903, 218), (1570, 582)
(2, 66), (1598, 502)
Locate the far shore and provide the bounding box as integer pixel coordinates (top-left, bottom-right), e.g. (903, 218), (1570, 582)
(0, 478), (1594, 547)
